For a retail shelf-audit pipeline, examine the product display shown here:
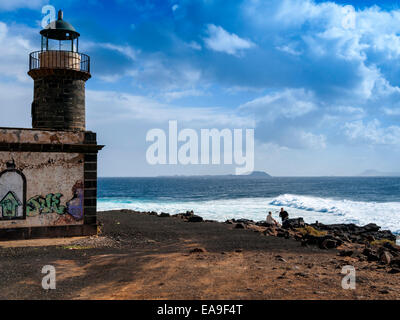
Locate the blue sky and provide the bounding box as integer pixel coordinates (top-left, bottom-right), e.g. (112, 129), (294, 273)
(1, 0), (400, 176)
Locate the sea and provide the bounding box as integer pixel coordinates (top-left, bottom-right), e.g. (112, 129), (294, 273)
(98, 177), (400, 236)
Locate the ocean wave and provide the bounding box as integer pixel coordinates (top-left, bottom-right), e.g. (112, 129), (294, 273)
(98, 195), (400, 234)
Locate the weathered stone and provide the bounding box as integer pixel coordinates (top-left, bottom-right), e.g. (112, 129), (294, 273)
(338, 250), (354, 257)
(380, 251), (392, 265)
(30, 75), (87, 131)
(188, 215), (203, 223)
(388, 268), (400, 274)
(234, 223), (245, 229)
(190, 248), (205, 253)
(159, 212), (170, 218)
(282, 218), (305, 229)
(320, 239), (337, 249)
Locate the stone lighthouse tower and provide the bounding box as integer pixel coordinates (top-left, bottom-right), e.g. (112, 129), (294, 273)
(0, 10), (103, 240)
(29, 10), (90, 130)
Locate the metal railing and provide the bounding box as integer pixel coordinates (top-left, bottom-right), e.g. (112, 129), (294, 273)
(29, 50), (90, 73)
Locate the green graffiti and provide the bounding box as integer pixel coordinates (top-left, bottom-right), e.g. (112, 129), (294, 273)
(27, 193), (66, 217)
(0, 191), (22, 217)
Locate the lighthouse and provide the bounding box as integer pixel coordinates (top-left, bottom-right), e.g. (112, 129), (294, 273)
(0, 10), (103, 240)
(28, 10), (90, 131)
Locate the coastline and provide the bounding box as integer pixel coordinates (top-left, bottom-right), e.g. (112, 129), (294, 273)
(0, 210), (398, 299)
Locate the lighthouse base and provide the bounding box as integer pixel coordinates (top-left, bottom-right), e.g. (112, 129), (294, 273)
(0, 128), (103, 241)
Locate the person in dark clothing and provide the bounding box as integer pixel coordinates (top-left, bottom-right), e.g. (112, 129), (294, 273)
(279, 208), (289, 223)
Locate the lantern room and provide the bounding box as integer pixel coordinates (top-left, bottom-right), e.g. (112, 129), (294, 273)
(40, 10), (80, 52)
(29, 10), (90, 74)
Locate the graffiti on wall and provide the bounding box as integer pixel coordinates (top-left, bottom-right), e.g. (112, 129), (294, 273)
(26, 182), (84, 221)
(0, 163), (26, 220)
(0, 163), (84, 222)
(27, 193), (66, 216)
(66, 181), (84, 220)
(0, 191), (22, 218)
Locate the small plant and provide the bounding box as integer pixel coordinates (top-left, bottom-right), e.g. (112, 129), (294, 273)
(60, 245), (93, 250)
(370, 239), (395, 246)
(296, 225), (327, 237)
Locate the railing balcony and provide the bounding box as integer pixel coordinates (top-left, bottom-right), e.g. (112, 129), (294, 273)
(29, 50), (90, 73)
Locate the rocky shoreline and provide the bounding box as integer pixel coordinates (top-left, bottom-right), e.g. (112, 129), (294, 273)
(132, 209), (400, 275)
(0, 209), (399, 299)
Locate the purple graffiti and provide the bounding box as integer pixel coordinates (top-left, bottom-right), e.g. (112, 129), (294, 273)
(66, 181), (84, 220)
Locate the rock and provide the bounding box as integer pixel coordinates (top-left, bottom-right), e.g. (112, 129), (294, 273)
(235, 223), (245, 229)
(301, 240), (308, 247)
(294, 234), (303, 241)
(362, 247), (379, 261)
(159, 212), (170, 217)
(379, 289), (390, 294)
(380, 251), (392, 265)
(188, 215), (203, 222)
(363, 223), (380, 232)
(390, 258), (400, 267)
(366, 235), (375, 242)
(383, 242), (400, 255)
(277, 230), (287, 238)
(190, 248), (205, 253)
(263, 228), (278, 237)
(320, 239), (337, 249)
(282, 218), (305, 229)
(294, 272), (308, 278)
(338, 250), (354, 257)
(388, 268), (400, 274)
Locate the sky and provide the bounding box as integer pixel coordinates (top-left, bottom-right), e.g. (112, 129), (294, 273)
(0, 0), (400, 176)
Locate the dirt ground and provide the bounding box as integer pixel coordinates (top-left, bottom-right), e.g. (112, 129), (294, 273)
(0, 210), (398, 300)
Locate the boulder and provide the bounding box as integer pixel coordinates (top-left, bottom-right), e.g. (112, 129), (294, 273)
(388, 268), (400, 274)
(190, 247), (205, 253)
(362, 223), (380, 233)
(320, 239), (338, 249)
(188, 215), (203, 222)
(380, 251), (392, 265)
(235, 223), (245, 229)
(159, 212), (170, 217)
(338, 250), (354, 257)
(235, 218), (255, 225)
(390, 258), (400, 268)
(282, 218), (305, 229)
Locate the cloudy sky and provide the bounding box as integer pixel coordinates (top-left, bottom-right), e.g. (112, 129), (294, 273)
(1, 0), (400, 176)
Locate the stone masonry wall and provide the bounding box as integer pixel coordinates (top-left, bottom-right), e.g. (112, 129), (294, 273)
(32, 76), (86, 130)
(0, 128), (101, 239)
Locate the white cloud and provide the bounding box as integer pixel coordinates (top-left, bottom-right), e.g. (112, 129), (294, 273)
(344, 119), (400, 145)
(84, 41), (138, 61)
(203, 24), (255, 56)
(86, 89), (254, 128)
(239, 88), (317, 122)
(0, 82), (31, 127)
(0, 0), (46, 11)
(298, 131), (326, 150)
(0, 21), (36, 82)
(383, 107), (400, 116)
(162, 89), (204, 102)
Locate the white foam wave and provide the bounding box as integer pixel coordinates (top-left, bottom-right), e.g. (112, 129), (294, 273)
(98, 194), (400, 234)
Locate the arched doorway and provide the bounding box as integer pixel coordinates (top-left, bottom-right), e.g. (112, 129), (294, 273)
(0, 169), (27, 220)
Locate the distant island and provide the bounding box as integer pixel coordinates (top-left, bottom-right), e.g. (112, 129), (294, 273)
(158, 171), (272, 179)
(359, 170), (400, 177)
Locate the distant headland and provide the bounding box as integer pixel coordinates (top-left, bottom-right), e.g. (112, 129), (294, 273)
(157, 171), (272, 179)
(359, 170), (400, 177)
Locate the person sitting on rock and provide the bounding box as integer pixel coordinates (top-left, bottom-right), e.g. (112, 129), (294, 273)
(279, 208), (289, 223)
(266, 212), (279, 226)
